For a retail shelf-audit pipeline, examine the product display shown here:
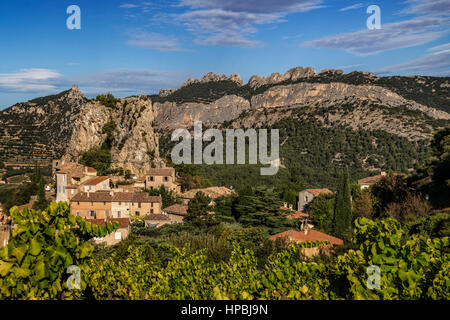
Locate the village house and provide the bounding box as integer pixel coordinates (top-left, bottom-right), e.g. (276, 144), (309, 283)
(297, 188), (333, 212)
(270, 227), (343, 258)
(70, 191), (162, 219)
(181, 186), (234, 206)
(163, 204), (188, 224)
(280, 202), (309, 220)
(54, 162), (99, 202)
(145, 168), (180, 193)
(358, 171), (387, 189)
(87, 218), (131, 246)
(145, 214), (172, 228)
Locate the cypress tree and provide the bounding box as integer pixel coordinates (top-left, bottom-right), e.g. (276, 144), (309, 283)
(333, 168), (352, 238)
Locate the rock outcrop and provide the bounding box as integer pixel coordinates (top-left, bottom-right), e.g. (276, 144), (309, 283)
(248, 66), (316, 89)
(62, 95), (160, 175)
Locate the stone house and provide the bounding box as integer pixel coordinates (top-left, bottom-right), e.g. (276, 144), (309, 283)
(145, 214), (171, 228)
(54, 162), (98, 202)
(358, 172), (387, 189)
(70, 191), (162, 219)
(297, 188), (333, 212)
(87, 218), (131, 246)
(163, 204), (188, 224)
(145, 168), (180, 193)
(181, 186), (234, 206)
(270, 228), (343, 258)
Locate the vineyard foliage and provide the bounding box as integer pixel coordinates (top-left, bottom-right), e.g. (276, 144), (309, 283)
(0, 203), (118, 299)
(0, 203), (448, 300)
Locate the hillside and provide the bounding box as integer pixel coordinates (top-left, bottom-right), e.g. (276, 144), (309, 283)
(0, 66), (448, 187)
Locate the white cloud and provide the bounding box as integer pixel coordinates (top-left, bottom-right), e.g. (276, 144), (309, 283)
(401, 0), (450, 15)
(172, 0), (324, 47)
(427, 42), (450, 52)
(125, 31), (188, 51)
(339, 3), (364, 12)
(377, 48), (450, 75)
(0, 69), (62, 92)
(302, 16), (449, 55)
(119, 3), (140, 9)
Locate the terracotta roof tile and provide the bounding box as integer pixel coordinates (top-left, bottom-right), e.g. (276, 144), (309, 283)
(304, 188), (333, 196)
(357, 173), (387, 185)
(164, 204), (188, 216)
(82, 176), (110, 186)
(182, 187), (234, 199)
(146, 168), (175, 176)
(270, 229), (343, 246)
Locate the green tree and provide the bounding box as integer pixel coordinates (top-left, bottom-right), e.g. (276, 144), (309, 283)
(79, 145), (112, 176)
(309, 194), (335, 233)
(333, 168), (352, 238)
(184, 192), (217, 228)
(33, 179), (49, 211)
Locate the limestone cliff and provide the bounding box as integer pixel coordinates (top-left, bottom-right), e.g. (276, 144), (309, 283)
(62, 95), (160, 175)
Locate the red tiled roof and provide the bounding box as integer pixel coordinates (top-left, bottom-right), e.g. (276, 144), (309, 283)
(182, 187), (234, 199)
(164, 204), (188, 216)
(87, 167), (97, 172)
(358, 173), (387, 185)
(303, 188), (333, 196)
(146, 168), (175, 176)
(83, 176), (109, 186)
(270, 229), (343, 246)
(280, 206), (309, 219)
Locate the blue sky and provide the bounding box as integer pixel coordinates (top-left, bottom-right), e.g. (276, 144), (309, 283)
(0, 0), (449, 109)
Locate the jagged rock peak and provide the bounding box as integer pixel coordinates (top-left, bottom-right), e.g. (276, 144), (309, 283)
(180, 77), (201, 89)
(248, 66), (317, 89)
(319, 68), (345, 75)
(201, 72), (244, 86)
(159, 88), (175, 97)
(71, 84), (79, 91)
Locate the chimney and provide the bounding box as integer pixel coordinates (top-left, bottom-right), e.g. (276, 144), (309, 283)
(289, 204), (293, 210)
(284, 202), (287, 208)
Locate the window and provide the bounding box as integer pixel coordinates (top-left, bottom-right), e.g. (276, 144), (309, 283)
(135, 211), (140, 216)
(106, 210), (109, 218)
(91, 202), (93, 206)
(151, 202), (153, 207)
(77, 202), (79, 205)
(138, 202), (141, 208)
(117, 211), (121, 218)
(63, 186), (66, 193)
(103, 184), (107, 190)
(119, 201), (121, 205)
(164, 176), (169, 182)
(150, 209), (154, 214)
(150, 176), (154, 181)
(103, 202), (106, 205)
(59, 186), (61, 192)
(76, 211), (80, 216)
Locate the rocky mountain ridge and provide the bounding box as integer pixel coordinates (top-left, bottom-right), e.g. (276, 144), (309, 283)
(0, 66), (449, 174)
